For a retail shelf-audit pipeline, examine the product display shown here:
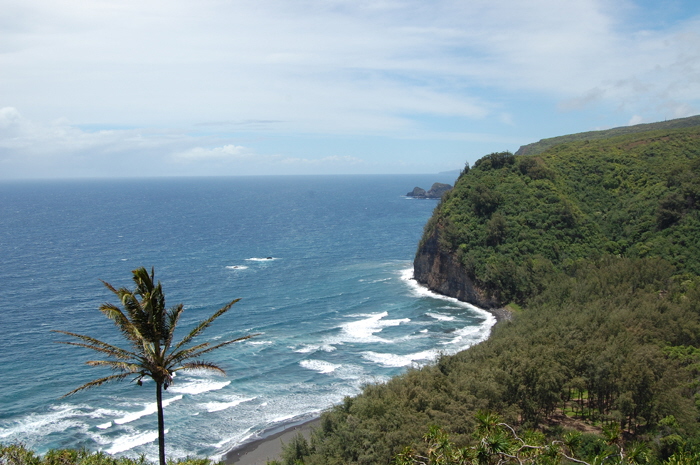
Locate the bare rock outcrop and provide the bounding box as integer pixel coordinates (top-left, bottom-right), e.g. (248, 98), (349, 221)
(413, 226), (500, 309)
(406, 183), (452, 199)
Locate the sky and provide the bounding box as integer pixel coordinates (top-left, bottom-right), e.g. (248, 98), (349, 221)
(1, 0), (699, 179)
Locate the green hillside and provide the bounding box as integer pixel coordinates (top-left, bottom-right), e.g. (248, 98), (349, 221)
(426, 125), (700, 305)
(282, 124), (700, 465)
(515, 114), (700, 157)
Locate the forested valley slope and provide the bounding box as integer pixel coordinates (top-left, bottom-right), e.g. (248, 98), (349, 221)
(283, 120), (700, 464)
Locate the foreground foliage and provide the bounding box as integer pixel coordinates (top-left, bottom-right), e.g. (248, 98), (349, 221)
(393, 419), (700, 465)
(0, 444), (219, 465)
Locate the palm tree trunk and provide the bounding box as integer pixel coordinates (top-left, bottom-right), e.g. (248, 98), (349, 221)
(156, 382), (166, 465)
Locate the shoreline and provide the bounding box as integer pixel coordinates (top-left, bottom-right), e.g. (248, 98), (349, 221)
(222, 294), (506, 465)
(224, 418), (321, 465)
(489, 306), (513, 325)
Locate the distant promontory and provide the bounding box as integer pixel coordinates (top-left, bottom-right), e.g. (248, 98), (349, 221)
(406, 182), (452, 199)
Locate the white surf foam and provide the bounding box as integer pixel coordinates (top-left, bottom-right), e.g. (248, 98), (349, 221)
(0, 405), (83, 439)
(113, 396), (182, 425)
(202, 397), (255, 413)
(426, 312), (456, 321)
(246, 257), (278, 261)
(248, 340), (273, 346)
(168, 379), (230, 396)
(105, 429), (164, 454)
(294, 343), (336, 353)
(96, 421), (112, 430)
(212, 426), (253, 450)
(89, 407), (126, 419)
(300, 359), (341, 374)
(334, 311), (410, 344)
(400, 267), (496, 338)
(443, 317), (496, 350)
(330, 363), (366, 381)
(226, 265), (249, 270)
(361, 349), (439, 368)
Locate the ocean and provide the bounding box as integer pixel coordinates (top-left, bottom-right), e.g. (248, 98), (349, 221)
(0, 175), (495, 462)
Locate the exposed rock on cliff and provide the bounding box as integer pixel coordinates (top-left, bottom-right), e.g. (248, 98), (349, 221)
(406, 182), (452, 199)
(413, 225), (500, 309)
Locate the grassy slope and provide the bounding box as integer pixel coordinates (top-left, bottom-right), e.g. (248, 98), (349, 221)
(515, 114), (700, 156)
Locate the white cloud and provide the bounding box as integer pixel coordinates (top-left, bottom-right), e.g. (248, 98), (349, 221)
(1, 1), (700, 177)
(0, 108), (375, 178)
(174, 145), (253, 162)
(627, 114), (644, 125)
(280, 155), (364, 165)
(0, 107), (192, 178)
(3, 0), (697, 130)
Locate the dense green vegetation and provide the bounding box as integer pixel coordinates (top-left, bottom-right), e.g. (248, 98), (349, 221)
(515, 115), (700, 156)
(0, 444), (219, 465)
(277, 124), (700, 464)
(425, 125), (700, 305)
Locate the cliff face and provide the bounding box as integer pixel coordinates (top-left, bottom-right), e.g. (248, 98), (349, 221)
(413, 226), (500, 309)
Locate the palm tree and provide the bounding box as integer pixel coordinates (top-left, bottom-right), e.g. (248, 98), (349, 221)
(54, 267), (257, 465)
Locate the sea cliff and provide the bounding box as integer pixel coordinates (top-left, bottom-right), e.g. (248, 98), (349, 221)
(413, 226), (499, 309)
(413, 118), (700, 309)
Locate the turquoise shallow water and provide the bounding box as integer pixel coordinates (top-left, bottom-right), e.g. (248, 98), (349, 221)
(0, 175), (494, 461)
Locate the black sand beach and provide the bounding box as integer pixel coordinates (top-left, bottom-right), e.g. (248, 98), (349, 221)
(225, 418), (321, 465)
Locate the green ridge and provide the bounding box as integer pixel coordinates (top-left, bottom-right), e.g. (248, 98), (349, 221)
(431, 125), (700, 304)
(515, 114), (700, 156)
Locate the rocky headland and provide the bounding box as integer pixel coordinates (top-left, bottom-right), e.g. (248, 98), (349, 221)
(405, 182), (452, 199)
(413, 224), (500, 310)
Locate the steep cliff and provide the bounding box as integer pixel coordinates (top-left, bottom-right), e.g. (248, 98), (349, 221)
(413, 225), (499, 308)
(413, 123), (700, 307)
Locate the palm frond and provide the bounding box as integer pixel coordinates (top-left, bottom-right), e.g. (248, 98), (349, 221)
(173, 361), (226, 375)
(55, 341), (136, 361)
(53, 330), (138, 360)
(85, 360), (144, 373)
(168, 334), (258, 366)
(104, 279), (153, 342)
(61, 373), (133, 397)
(100, 280), (118, 295)
(165, 343), (211, 367)
(131, 267), (168, 343)
(173, 298), (241, 351)
(164, 304), (184, 350)
(98, 303), (144, 345)
(132, 267), (155, 298)
(119, 291), (154, 340)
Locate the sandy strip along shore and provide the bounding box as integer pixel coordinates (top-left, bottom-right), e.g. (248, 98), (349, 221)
(224, 418), (321, 465)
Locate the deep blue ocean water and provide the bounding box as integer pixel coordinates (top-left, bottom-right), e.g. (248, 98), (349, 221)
(0, 175), (494, 461)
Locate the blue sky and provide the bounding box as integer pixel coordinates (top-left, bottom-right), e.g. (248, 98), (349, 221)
(1, 0), (699, 178)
